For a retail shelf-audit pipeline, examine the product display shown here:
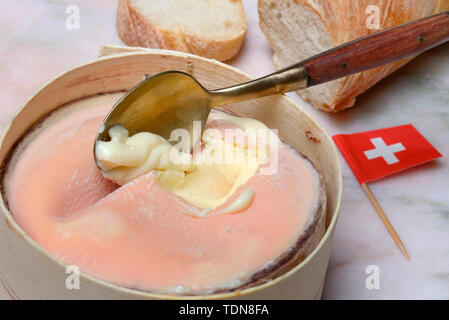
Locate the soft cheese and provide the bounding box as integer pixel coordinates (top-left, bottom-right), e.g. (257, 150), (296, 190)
(5, 93), (323, 295)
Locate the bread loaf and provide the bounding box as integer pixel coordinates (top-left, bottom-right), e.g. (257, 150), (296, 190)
(258, 0), (449, 111)
(117, 0), (248, 61)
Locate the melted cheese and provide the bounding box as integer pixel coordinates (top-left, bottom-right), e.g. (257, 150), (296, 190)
(95, 113), (280, 215)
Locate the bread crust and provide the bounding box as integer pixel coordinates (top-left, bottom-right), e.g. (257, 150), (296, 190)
(259, 0), (449, 111)
(117, 0), (247, 61)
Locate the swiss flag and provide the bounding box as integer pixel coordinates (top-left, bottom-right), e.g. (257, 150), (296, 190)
(333, 124), (442, 184)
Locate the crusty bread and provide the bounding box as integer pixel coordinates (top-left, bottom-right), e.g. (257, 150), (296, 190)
(258, 0), (449, 112)
(117, 0), (248, 61)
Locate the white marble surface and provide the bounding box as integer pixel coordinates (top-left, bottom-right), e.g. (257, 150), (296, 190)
(1, 0), (448, 299)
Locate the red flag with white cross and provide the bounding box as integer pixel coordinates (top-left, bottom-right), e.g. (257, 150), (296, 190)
(333, 124), (442, 184)
(333, 124), (442, 259)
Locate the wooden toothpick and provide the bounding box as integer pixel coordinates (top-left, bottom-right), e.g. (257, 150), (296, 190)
(361, 183), (410, 260)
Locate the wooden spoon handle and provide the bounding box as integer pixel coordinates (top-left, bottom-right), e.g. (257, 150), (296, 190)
(302, 11), (449, 87)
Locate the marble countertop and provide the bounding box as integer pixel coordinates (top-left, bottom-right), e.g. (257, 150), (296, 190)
(1, 0), (448, 300)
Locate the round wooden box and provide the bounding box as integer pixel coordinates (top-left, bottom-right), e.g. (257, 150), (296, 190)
(0, 48), (342, 300)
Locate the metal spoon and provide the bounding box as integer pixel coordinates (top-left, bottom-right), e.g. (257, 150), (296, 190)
(95, 12), (449, 164)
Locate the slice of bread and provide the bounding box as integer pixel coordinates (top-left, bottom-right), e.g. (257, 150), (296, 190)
(117, 0), (248, 61)
(258, 0), (449, 112)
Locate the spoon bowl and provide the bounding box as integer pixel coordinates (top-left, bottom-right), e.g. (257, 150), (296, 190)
(96, 71), (211, 143)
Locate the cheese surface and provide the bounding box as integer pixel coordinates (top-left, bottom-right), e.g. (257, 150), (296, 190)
(5, 93), (322, 294)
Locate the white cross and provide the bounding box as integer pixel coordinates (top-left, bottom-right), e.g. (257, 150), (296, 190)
(364, 137), (405, 165)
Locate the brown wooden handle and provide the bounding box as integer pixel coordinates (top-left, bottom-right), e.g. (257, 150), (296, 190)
(302, 11), (449, 87)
